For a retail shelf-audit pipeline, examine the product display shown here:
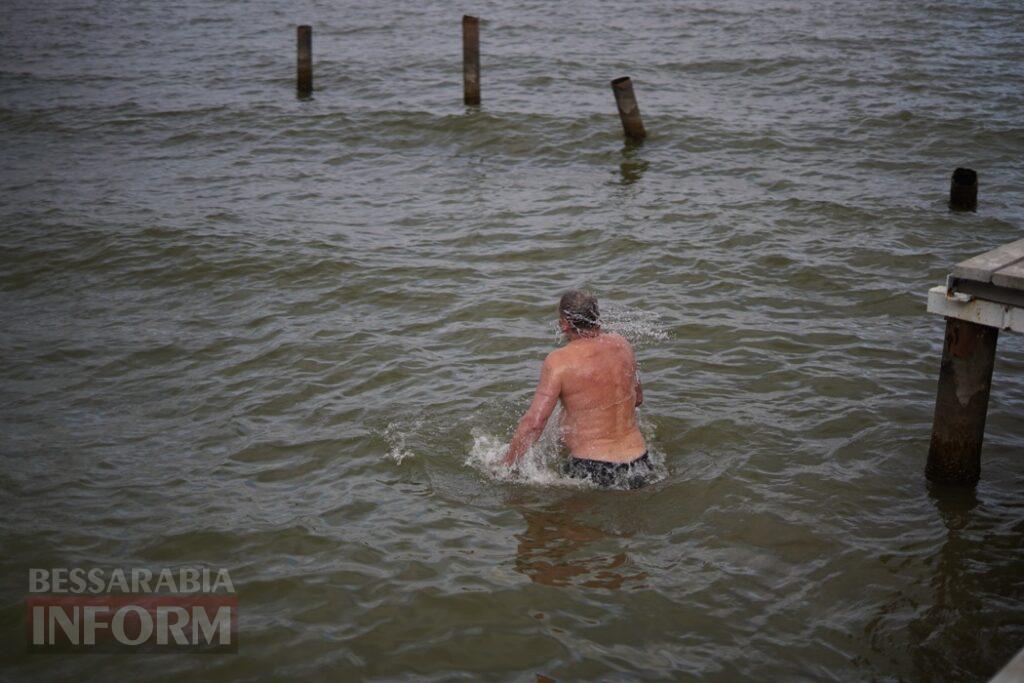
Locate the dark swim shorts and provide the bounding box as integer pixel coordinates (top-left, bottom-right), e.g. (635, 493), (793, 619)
(564, 452), (653, 489)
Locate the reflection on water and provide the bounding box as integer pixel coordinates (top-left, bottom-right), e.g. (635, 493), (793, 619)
(514, 495), (648, 590)
(862, 485), (1020, 681)
(928, 481), (981, 530)
(906, 485), (986, 680)
(618, 143), (649, 186)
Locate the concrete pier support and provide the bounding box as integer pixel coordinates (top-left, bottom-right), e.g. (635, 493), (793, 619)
(926, 316), (999, 486)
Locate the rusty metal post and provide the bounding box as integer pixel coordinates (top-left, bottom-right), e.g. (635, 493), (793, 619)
(611, 77), (646, 141)
(462, 16), (480, 105)
(297, 25), (312, 97)
(926, 317), (999, 486)
(949, 167), (977, 211)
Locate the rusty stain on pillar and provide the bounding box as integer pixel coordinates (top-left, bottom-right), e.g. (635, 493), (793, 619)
(462, 16), (480, 105)
(926, 316), (999, 486)
(611, 77), (646, 141)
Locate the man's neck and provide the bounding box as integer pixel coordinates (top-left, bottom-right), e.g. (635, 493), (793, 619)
(568, 328), (602, 341)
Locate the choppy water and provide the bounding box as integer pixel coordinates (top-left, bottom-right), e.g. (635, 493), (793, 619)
(2, 0), (1023, 680)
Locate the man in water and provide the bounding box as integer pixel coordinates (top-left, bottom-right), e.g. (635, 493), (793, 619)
(502, 290), (652, 488)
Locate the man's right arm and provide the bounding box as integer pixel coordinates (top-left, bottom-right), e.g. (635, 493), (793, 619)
(501, 354), (561, 467)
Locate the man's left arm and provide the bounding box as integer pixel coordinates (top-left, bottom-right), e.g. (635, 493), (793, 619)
(502, 355), (561, 467)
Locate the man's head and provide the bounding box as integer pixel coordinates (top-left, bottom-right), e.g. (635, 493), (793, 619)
(559, 290), (600, 337)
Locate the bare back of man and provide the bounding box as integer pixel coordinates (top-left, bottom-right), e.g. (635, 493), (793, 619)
(554, 333), (646, 461)
(502, 291), (648, 478)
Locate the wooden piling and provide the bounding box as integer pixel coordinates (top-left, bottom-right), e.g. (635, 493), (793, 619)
(297, 25), (312, 97)
(462, 16), (480, 105)
(949, 167), (977, 212)
(611, 77), (646, 141)
(926, 316), (999, 486)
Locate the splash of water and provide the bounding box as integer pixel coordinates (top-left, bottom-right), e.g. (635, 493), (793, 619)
(383, 420), (420, 465)
(599, 304), (670, 345)
(464, 406), (590, 487)
(547, 302), (669, 347)
(464, 406), (669, 489)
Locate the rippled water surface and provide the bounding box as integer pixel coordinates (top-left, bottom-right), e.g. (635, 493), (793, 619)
(2, 0), (1023, 680)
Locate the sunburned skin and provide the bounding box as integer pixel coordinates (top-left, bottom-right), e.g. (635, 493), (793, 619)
(502, 314), (646, 467)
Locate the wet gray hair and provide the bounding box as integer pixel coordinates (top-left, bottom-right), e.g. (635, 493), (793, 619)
(559, 290), (600, 331)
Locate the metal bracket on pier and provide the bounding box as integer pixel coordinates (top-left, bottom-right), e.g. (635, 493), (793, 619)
(928, 286), (1024, 333)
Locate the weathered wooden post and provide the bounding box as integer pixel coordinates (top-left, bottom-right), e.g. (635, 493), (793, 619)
(611, 77), (646, 141)
(926, 317), (998, 486)
(297, 25), (312, 97)
(462, 15), (480, 105)
(949, 167), (977, 211)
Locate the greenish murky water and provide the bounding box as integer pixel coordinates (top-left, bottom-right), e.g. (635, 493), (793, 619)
(1, 0), (1023, 679)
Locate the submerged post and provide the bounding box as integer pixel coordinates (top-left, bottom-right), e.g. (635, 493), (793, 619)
(611, 77), (646, 141)
(926, 317), (999, 486)
(297, 25), (312, 97)
(462, 15), (480, 105)
(949, 167), (977, 211)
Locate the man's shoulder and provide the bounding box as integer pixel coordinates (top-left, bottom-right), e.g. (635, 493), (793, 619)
(544, 346), (569, 367)
(545, 344), (585, 372)
(602, 332), (634, 353)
